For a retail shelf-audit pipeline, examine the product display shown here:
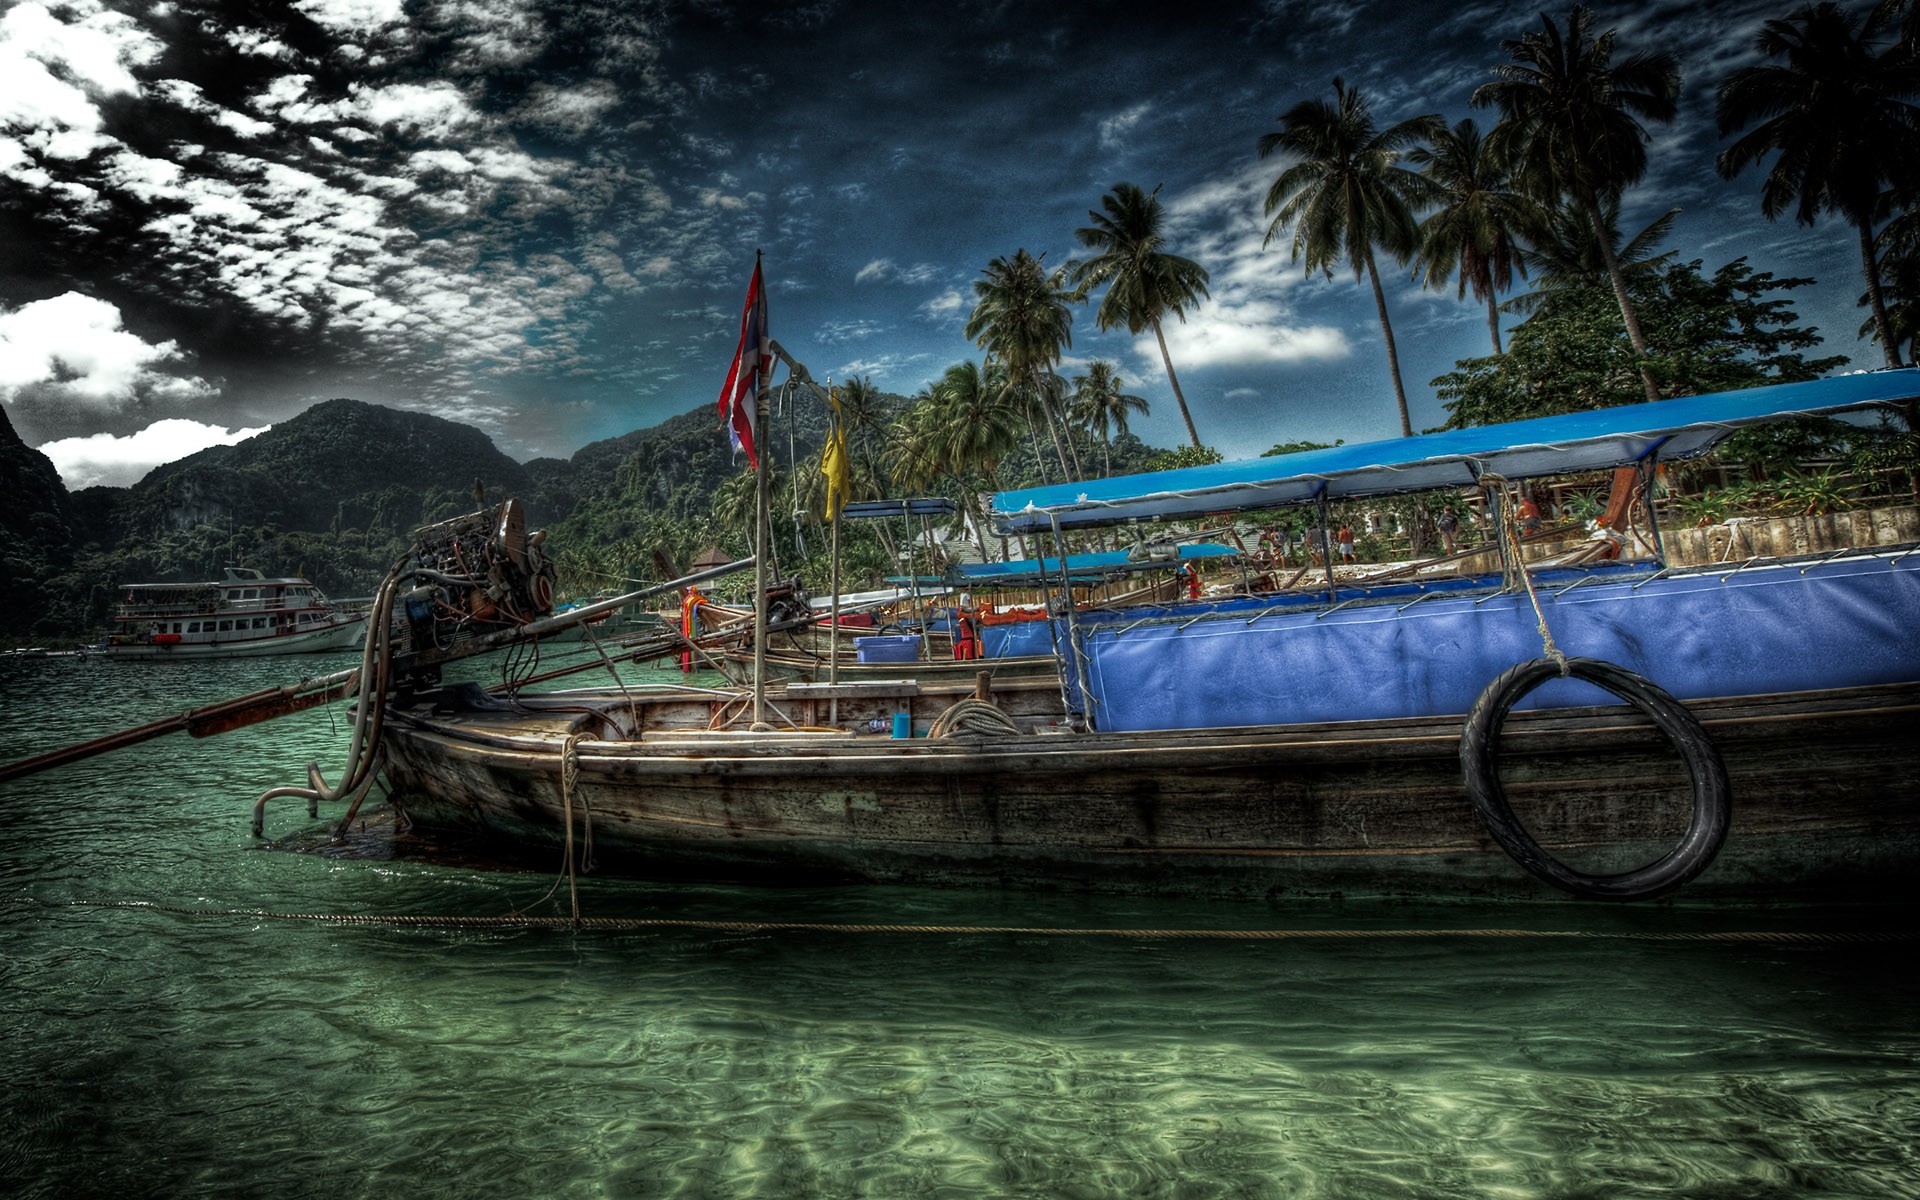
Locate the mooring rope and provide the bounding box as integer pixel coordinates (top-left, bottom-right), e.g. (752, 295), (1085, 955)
(1483, 473), (1568, 672)
(54, 901), (1916, 943)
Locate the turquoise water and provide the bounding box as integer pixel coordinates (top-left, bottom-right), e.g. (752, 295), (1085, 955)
(2, 652), (1917, 1198)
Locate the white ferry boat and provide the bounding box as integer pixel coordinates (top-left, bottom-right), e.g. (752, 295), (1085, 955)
(100, 568), (368, 659)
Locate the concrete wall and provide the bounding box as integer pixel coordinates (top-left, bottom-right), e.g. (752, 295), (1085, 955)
(1661, 504), (1920, 566)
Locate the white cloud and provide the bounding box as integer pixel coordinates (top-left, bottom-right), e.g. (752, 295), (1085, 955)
(919, 289), (965, 320)
(37, 418), (269, 489)
(0, 0), (162, 166)
(292, 0), (408, 35)
(0, 292), (215, 409)
(857, 260), (942, 286)
(1098, 102), (1149, 149)
(1154, 300), (1349, 368)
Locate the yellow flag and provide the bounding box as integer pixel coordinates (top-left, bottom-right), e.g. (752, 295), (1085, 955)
(822, 386), (850, 519)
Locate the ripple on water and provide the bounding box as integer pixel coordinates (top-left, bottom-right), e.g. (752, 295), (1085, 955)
(2, 655), (1919, 1198)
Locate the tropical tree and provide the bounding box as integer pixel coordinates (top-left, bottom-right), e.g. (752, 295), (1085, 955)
(1434, 256), (1845, 428)
(1068, 361), (1149, 477)
(1070, 182), (1211, 448)
(1259, 77), (1443, 437)
(1716, 1), (1920, 368)
(1409, 118), (1538, 354)
(833, 376), (895, 481)
(1475, 5), (1681, 404)
(1866, 209), (1920, 364)
(964, 249), (1079, 479)
(1504, 201), (1680, 318)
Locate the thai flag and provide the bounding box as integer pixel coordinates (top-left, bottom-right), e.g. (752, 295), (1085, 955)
(717, 260), (765, 469)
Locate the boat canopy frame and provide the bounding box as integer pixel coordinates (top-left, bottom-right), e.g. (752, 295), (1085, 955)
(990, 369), (1920, 533)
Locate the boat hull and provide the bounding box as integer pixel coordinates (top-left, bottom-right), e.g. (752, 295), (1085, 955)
(99, 615), (368, 659)
(375, 680), (1920, 902)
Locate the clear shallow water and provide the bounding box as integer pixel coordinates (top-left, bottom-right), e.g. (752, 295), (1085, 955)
(2, 653), (1916, 1199)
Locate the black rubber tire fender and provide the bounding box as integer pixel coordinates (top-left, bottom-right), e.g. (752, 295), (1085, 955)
(1460, 656), (1731, 901)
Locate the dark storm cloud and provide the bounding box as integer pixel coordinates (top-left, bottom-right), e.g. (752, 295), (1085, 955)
(1, 0), (1884, 484)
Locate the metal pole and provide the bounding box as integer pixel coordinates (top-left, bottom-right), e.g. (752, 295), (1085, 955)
(829, 477), (842, 723)
(751, 253), (771, 729)
(1639, 456), (1668, 565)
(1316, 488), (1338, 599)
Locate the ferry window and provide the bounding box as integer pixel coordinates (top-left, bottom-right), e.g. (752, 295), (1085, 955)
(218, 620), (233, 632)
(187, 622), (200, 633)
(172, 623), (182, 633)
(253, 618), (266, 629)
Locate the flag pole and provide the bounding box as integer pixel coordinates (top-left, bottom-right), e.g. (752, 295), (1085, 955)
(828, 383), (842, 716)
(751, 250), (771, 729)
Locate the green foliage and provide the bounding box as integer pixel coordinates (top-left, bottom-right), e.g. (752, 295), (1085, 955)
(1434, 257), (1847, 428)
(1143, 444), (1225, 471)
(1262, 438), (1342, 457)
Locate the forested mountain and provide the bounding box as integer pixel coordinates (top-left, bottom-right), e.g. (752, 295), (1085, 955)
(3, 382), (1159, 640)
(1, 405), (75, 637)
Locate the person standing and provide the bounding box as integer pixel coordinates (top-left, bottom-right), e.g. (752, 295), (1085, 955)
(1436, 505), (1460, 553)
(1336, 524), (1356, 564)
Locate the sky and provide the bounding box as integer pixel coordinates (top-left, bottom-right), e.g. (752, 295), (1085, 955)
(0, 0), (1891, 489)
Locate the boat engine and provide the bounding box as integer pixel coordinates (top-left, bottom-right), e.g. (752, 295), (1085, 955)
(400, 498), (557, 652)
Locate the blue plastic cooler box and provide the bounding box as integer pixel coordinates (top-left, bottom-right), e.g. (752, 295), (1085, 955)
(854, 634), (921, 663)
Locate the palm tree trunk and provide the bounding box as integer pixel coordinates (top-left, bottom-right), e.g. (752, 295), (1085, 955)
(1152, 318), (1203, 448)
(1364, 252), (1415, 438)
(1040, 397), (1074, 482)
(1026, 423), (1052, 485)
(1860, 219), (1905, 369)
(1584, 195), (1662, 404)
(1486, 294), (1505, 356)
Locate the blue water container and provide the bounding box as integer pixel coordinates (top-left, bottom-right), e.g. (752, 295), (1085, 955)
(855, 635), (921, 664)
(890, 712), (911, 738)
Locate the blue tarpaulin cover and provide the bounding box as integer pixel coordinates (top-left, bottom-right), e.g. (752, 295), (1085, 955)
(992, 369), (1920, 532)
(1070, 554), (1920, 732)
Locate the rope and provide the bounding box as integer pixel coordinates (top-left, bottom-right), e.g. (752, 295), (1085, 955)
(1486, 476), (1568, 673)
(927, 698), (1023, 739)
(56, 901), (1917, 943)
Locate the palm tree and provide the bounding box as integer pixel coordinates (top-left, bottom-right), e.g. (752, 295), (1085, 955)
(1865, 208), (1920, 365)
(1069, 361), (1149, 477)
(965, 249), (1079, 479)
(1716, 2), (1920, 368)
(1504, 201), (1680, 318)
(1070, 183), (1211, 448)
(1475, 6), (1680, 403)
(1259, 77), (1442, 437)
(928, 360), (1025, 559)
(833, 376), (894, 481)
(1409, 118), (1538, 354)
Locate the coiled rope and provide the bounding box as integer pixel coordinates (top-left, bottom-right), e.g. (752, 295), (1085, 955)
(927, 699), (1023, 739)
(55, 901), (1916, 943)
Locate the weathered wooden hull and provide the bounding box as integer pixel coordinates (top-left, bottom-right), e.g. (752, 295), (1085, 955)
(376, 679), (1920, 902)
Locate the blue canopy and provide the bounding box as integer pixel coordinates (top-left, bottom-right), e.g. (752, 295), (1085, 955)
(949, 543), (1239, 588)
(991, 369), (1920, 532)
(842, 498), (958, 520)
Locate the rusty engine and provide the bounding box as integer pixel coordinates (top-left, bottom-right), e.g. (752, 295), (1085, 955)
(399, 497), (557, 659)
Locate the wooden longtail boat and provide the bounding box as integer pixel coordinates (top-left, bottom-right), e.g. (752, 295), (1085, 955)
(367, 369), (1920, 902)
